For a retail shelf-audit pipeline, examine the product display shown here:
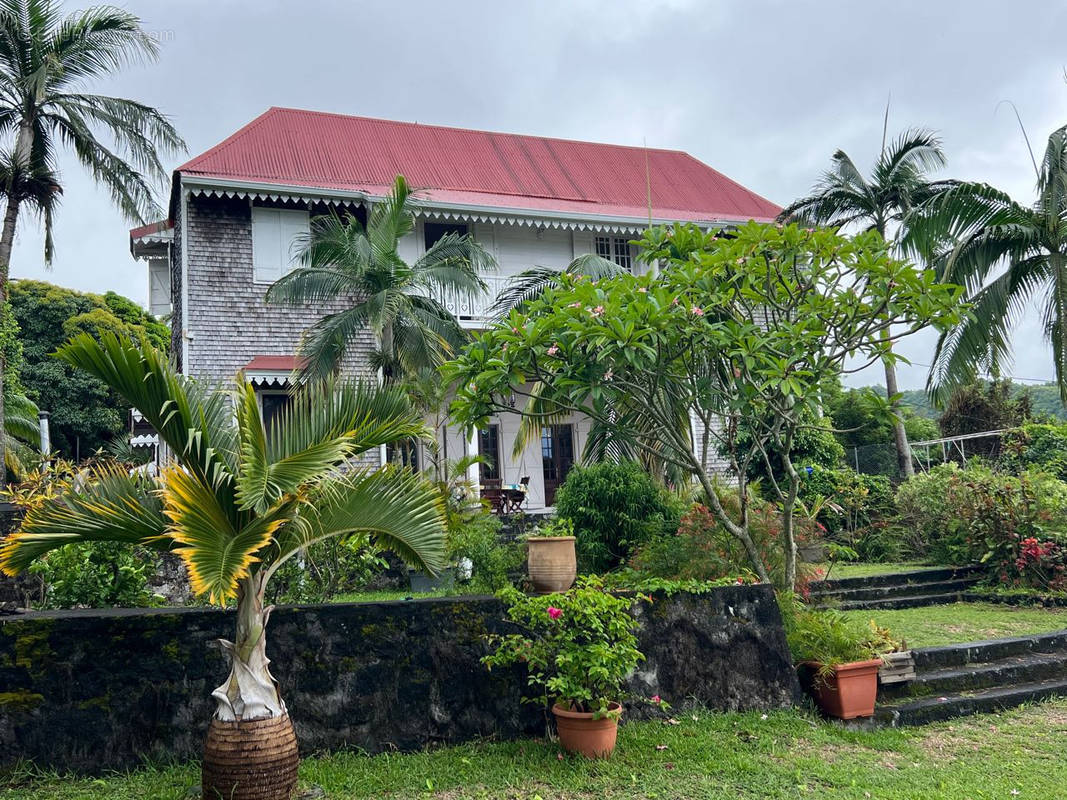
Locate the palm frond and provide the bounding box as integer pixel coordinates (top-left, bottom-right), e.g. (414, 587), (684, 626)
(276, 466), (446, 576)
(0, 462), (168, 575)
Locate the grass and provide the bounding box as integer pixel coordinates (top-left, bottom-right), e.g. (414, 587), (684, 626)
(7, 699), (1067, 799)
(841, 601), (1067, 647)
(814, 561), (937, 580)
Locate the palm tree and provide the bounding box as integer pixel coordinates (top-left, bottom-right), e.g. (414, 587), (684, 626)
(266, 175), (495, 383)
(907, 124), (1067, 403)
(490, 252), (624, 318)
(0, 333), (446, 800)
(779, 129), (956, 477)
(4, 388), (39, 476)
(0, 0), (186, 482)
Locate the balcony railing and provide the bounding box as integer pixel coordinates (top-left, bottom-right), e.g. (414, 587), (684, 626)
(435, 274), (514, 327)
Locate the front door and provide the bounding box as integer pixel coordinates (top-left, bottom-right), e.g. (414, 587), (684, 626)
(541, 424), (575, 506)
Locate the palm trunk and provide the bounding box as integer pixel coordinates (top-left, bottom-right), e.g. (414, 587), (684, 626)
(0, 122), (33, 487)
(211, 573), (285, 721)
(883, 352), (914, 479)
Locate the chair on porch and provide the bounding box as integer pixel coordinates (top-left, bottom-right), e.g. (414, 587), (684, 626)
(480, 479), (505, 515)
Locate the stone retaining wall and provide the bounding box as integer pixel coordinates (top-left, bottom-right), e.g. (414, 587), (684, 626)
(0, 584), (799, 773)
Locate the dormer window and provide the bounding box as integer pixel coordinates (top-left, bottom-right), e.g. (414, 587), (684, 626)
(595, 235), (633, 271)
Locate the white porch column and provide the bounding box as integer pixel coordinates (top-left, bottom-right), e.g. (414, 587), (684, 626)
(466, 428), (480, 497)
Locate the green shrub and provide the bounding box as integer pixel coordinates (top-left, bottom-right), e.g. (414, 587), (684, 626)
(798, 466), (902, 561)
(268, 536), (388, 604)
(895, 462), (1067, 589)
(555, 461), (683, 573)
(30, 542), (158, 609)
(482, 577), (643, 715)
(448, 513), (524, 594)
(628, 487), (820, 592)
(1002, 424), (1067, 481)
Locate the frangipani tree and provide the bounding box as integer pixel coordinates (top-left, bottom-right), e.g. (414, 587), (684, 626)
(447, 223), (963, 587)
(0, 333), (446, 799)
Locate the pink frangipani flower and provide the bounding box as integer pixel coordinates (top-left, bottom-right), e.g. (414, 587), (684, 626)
(690, 306), (704, 316)
(590, 305), (605, 317)
(547, 344), (559, 356)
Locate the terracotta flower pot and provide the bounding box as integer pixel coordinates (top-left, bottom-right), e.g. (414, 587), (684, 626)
(552, 702), (621, 758)
(527, 536), (577, 593)
(801, 658), (882, 719)
(202, 712), (300, 800)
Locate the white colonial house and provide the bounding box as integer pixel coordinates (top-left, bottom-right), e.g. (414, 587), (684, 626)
(129, 107), (780, 511)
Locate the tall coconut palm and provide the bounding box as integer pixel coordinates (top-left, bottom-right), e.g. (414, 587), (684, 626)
(0, 333), (446, 800)
(0, 0), (186, 483)
(266, 175), (495, 384)
(779, 129), (956, 477)
(907, 124), (1067, 403)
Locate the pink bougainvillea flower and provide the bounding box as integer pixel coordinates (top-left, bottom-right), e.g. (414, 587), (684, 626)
(547, 606), (562, 620)
(690, 306), (704, 316)
(547, 344), (559, 356)
(651, 694), (662, 704)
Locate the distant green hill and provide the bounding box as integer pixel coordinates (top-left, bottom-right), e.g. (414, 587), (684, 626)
(856, 383), (1067, 423)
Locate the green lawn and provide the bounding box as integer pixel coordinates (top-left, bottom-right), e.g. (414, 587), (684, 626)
(842, 601), (1067, 647)
(6, 700), (1067, 799)
(815, 561), (938, 580)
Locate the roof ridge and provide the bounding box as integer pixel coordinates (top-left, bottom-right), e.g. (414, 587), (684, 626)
(252, 105), (693, 159)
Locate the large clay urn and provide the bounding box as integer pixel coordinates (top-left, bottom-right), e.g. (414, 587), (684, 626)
(527, 536), (577, 593)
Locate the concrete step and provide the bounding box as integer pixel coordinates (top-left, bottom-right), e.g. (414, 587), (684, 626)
(879, 650), (1067, 700)
(911, 630), (1067, 670)
(815, 592), (970, 611)
(875, 677), (1067, 726)
(812, 566), (981, 593)
(810, 577), (980, 603)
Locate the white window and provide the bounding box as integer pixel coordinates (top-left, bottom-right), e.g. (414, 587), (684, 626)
(252, 206), (309, 283)
(595, 235), (633, 271)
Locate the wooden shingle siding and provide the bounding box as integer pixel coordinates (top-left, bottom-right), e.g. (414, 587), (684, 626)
(183, 191), (375, 385)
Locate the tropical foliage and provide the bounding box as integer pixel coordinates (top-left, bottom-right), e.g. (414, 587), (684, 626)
(266, 175), (496, 383)
(907, 124), (1067, 402)
(447, 222), (963, 587)
(0, 0), (185, 481)
(780, 128), (956, 477)
(482, 577), (643, 716)
(10, 280), (169, 457)
(0, 333), (446, 723)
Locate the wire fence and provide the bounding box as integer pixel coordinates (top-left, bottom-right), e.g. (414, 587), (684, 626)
(844, 429), (1008, 479)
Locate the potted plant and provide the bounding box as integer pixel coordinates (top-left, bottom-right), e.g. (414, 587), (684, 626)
(780, 595), (885, 719)
(482, 577), (644, 758)
(526, 517), (577, 593)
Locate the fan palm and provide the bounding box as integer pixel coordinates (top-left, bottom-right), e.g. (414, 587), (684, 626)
(0, 333), (446, 800)
(907, 124), (1067, 403)
(0, 0), (186, 483)
(266, 175), (496, 383)
(779, 129), (956, 477)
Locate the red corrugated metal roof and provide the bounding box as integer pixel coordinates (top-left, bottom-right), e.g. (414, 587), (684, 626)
(176, 107), (780, 223)
(243, 355), (304, 372)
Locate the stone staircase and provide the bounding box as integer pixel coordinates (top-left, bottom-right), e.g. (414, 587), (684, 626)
(875, 630), (1067, 725)
(809, 566), (982, 611)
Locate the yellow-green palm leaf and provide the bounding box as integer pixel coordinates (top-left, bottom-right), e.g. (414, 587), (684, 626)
(0, 462), (168, 575)
(161, 465), (289, 605)
(272, 466), (447, 578)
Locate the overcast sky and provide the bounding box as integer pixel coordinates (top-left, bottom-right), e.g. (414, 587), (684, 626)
(9, 0), (1067, 389)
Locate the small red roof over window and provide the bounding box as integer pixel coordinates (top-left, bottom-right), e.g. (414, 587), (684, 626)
(175, 107), (780, 224)
(243, 355), (305, 372)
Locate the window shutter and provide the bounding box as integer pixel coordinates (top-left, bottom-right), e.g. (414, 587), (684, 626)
(279, 209), (309, 275)
(252, 207), (282, 282)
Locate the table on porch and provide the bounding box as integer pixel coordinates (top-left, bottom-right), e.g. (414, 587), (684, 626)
(481, 479), (528, 515)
